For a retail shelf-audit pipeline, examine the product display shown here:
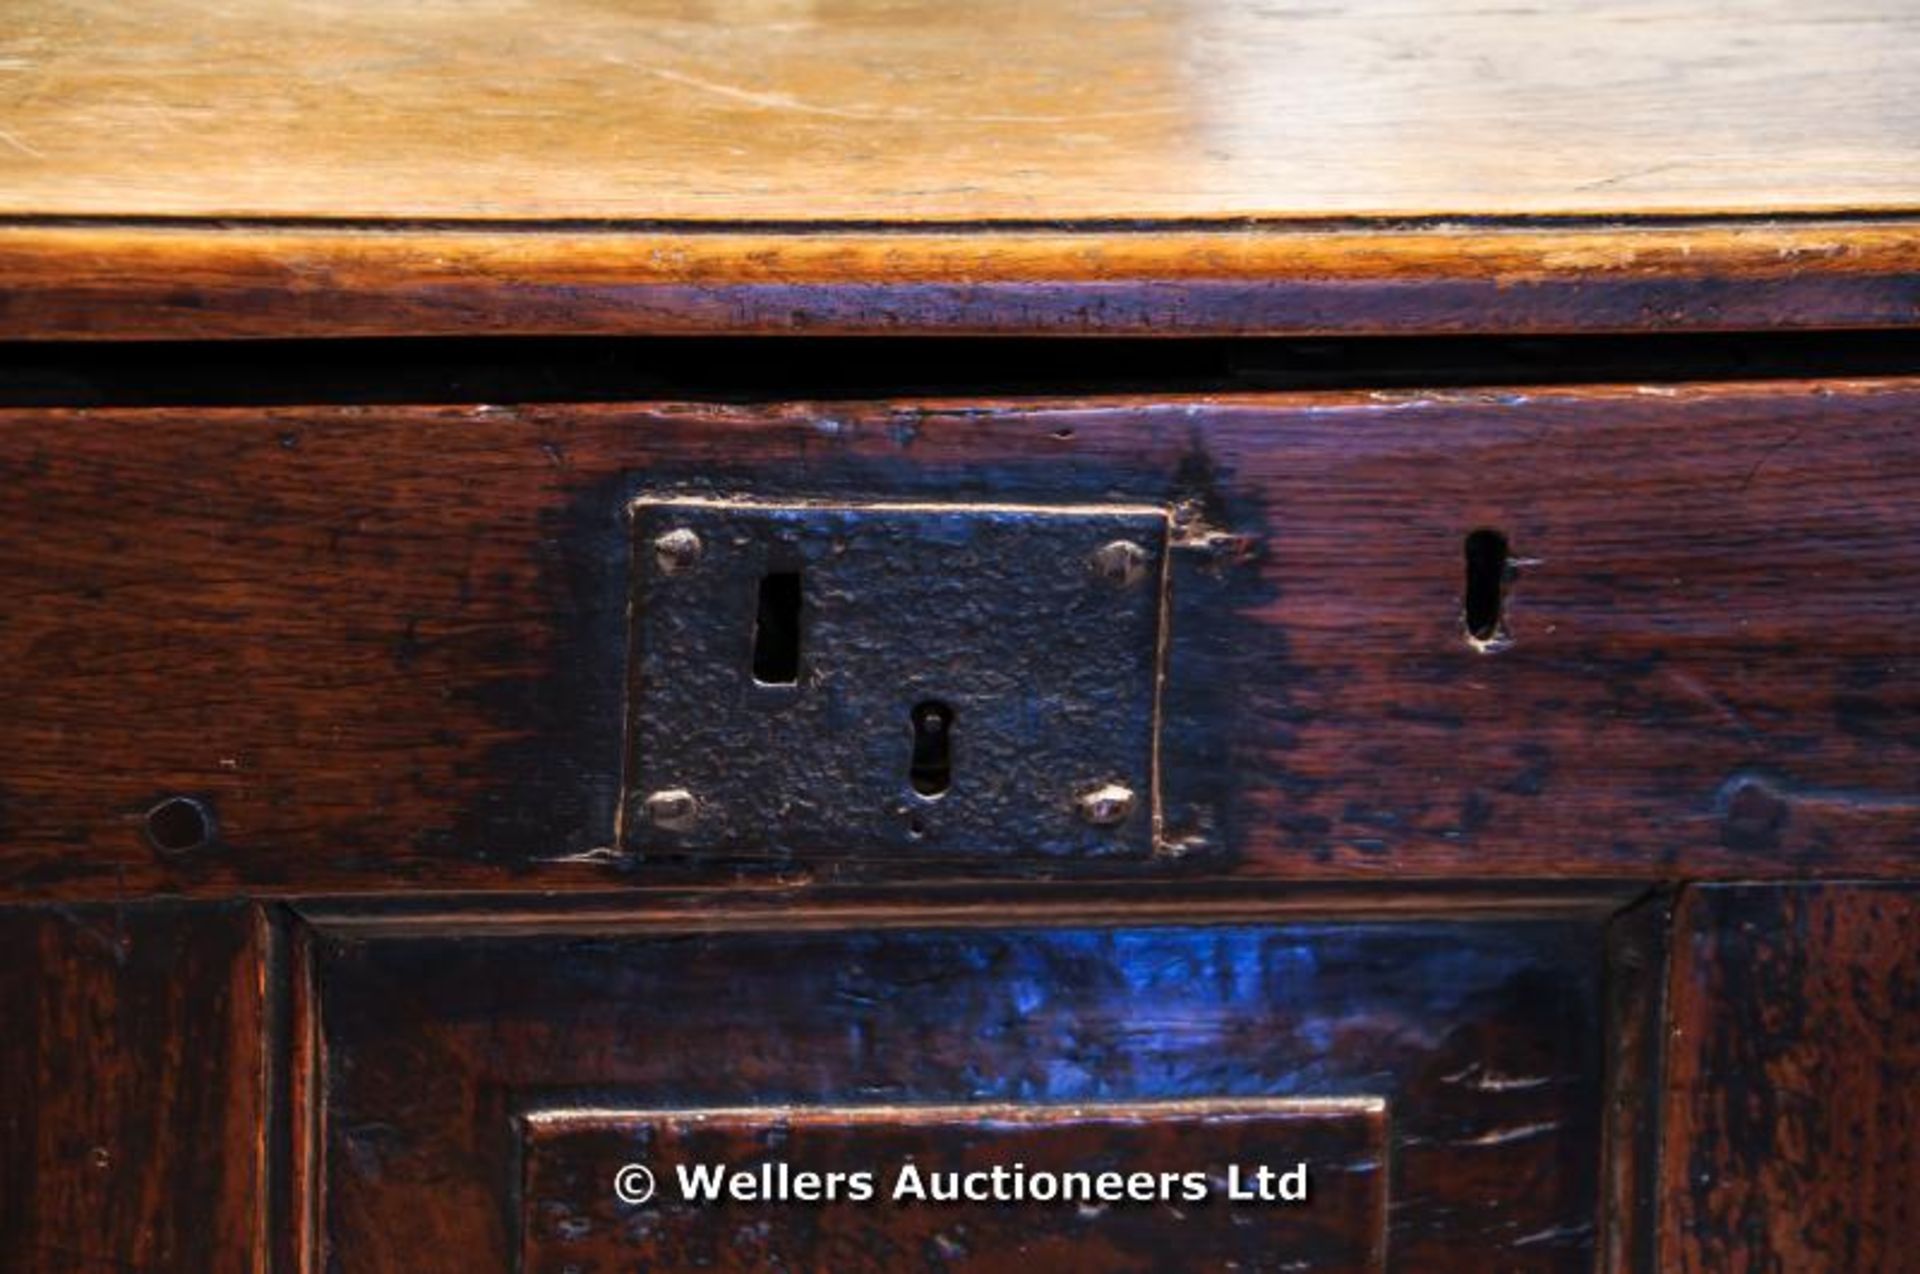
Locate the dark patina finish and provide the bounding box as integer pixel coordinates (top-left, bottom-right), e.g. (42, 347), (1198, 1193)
(624, 497), (1170, 861)
(522, 1100), (1387, 1273)
(311, 907), (1609, 1271)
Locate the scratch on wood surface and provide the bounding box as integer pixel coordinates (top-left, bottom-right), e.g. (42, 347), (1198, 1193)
(49, 904), (131, 965)
(1663, 669), (1757, 736)
(1739, 429), (1802, 492)
(1765, 783), (1920, 812)
(1513, 1223), (1595, 1248)
(1573, 162), (1684, 192)
(1461, 1120), (1563, 1147)
(628, 62), (1180, 124)
(0, 126), (45, 159)
(1440, 1062), (1554, 1092)
(539, 845), (623, 865)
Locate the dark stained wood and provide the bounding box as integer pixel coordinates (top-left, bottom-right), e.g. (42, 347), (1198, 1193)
(280, 916), (322, 1274)
(306, 910), (1610, 1272)
(295, 882), (1641, 937)
(0, 6), (1911, 1265)
(3, 222), (1919, 340)
(1660, 884), (1920, 1274)
(0, 902), (274, 1272)
(520, 1101), (1388, 1272)
(3, 381), (1919, 897)
(1599, 891), (1671, 1274)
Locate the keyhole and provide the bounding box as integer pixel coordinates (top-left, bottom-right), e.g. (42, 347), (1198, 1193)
(909, 701), (954, 797)
(752, 571), (802, 684)
(1463, 528), (1512, 649)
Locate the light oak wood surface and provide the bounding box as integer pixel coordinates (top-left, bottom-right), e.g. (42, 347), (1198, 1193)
(3, 0), (1917, 223)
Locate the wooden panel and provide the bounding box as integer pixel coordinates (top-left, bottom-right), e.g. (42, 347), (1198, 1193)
(3, 0), (1917, 222)
(308, 913), (1607, 1271)
(520, 1101), (1388, 1272)
(1661, 884), (1920, 1274)
(0, 902), (273, 1272)
(2, 382), (1918, 897)
(5, 222), (1920, 340)
(1599, 893), (1671, 1274)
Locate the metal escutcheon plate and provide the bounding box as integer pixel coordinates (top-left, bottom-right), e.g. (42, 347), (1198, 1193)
(623, 496), (1170, 860)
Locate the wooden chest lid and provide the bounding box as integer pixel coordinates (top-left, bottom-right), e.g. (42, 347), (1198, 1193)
(2, 0), (1916, 337)
(7, 0), (1919, 222)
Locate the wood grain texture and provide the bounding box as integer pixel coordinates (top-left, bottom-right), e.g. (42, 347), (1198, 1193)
(4, 1), (1920, 338)
(308, 913), (1608, 1271)
(2, 222), (1918, 339)
(3, 0), (1918, 222)
(0, 902), (273, 1272)
(1600, 892), (1670, 1274)
(2, 381), (1919, 898)
(520, 1102), (1388, 1272)
(1660, 884), (1920, 1273)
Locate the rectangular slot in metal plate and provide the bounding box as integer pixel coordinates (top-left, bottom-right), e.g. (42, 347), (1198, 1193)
(624, 497), (1170, 859)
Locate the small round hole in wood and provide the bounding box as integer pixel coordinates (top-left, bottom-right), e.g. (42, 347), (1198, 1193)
(145, 795), (214, 853)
